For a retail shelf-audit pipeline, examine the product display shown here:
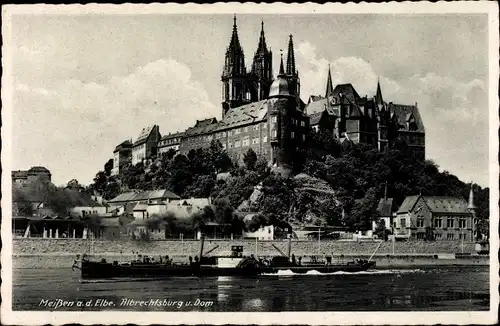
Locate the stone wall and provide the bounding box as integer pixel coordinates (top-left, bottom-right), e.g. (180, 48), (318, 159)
(13, 238), (476, 256)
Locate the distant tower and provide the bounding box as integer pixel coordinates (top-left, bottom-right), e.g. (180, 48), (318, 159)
(376, 79), (389, 152)
(221, 15), (250, 118)
(285, 35), (300, 98)
(268, 52), (295, 171)
(467, 183), (478, 240)
(250, 20), (273, 101)
(325, 64), (334, 98)
(375, 78), (384, 111)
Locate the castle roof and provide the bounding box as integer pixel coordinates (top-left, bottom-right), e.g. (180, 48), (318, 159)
(308, 111), (323, 126)
(388, 103), (425, 133)
(12, 170), (28, 179)
(332, 84), (361, 103)
(160, 131), (184, 141)
(113, 140), (132, 153)
(28, 166), (51, 174)
(217, 99), (270, 131)
(133, 125), (159, 146)
(183, 118), (219, 137)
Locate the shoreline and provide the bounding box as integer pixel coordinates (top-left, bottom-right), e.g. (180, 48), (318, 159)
(11, 238), (489, 269)
(12, 252), (489, 269)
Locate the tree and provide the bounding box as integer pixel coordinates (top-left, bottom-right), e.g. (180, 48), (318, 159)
(257, 173), (295, 224)
(104, 159), (114, 177)
(209, 140), (233, 173)
(243, 148), (258, 171)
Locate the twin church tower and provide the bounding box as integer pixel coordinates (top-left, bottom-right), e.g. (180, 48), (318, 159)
(221, 15), (301, 118)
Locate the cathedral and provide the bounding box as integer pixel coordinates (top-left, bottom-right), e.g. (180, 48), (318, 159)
(178, 16), (309, 170)
(111, 16), (426, 175)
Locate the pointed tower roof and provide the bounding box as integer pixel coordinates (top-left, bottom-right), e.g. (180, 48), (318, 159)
(279, 52), (285, 76)
(256, 20), (268, 53)
(468, 183), (476, 209)
(269, 53), (290, 98)
(375, 79), (384, 109)
(325, 64), (334, 98)
(286, 34), (296, 75)
(227, 14), (242, 54)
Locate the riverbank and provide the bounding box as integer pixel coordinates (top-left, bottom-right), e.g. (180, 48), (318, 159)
(11, 238), (488, 269)
(12, 252), (489, 269)
(13, 238), (478, 256)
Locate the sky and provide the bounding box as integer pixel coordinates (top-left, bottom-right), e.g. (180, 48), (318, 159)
(6, 10), (491, 187)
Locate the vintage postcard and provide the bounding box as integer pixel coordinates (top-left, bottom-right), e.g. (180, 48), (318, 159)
(1, 2), (499, 325)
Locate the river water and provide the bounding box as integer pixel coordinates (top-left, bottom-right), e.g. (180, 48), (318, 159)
(12, 266), (489, 311)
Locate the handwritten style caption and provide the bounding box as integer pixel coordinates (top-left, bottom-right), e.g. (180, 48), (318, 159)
(39, 298), (214, 310)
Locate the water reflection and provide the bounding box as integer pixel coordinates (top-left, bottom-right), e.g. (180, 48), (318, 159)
(13, 267), (489, 312)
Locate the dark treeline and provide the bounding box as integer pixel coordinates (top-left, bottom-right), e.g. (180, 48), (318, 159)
(88, 131), (490, 236)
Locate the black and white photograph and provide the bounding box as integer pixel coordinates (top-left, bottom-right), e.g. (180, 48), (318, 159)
(1, 2), (499, 325)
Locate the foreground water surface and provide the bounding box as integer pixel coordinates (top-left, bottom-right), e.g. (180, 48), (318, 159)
(13, 266), (489, 311)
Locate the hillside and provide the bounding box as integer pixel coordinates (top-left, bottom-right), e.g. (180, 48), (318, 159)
(87, 132), (490, 236)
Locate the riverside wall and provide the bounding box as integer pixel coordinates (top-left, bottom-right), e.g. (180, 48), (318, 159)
(11, 238), (489, 269)
(13, 238), (477, 256)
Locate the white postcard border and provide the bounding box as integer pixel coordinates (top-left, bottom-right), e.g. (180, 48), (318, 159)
(2, 2), (499, 325)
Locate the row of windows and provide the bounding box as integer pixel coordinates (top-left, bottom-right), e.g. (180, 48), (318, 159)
(400, 217), (468, 229)
(415, 232), (468, 240)
(228, 136), (269, 148)
(133, 144), (146, 151)
(434, 217), (468, 228)
(159, 138), (180, 146)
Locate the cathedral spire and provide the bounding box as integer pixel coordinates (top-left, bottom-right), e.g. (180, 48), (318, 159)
(279, 52), (285, 76)
(223, 14), (245, 78)
(325, 63), (334, 98)
(257, 20), (267, 53)
(228, 14), (242, 53)
(286, 34), (296, 75)
(376, 78), (384, 108)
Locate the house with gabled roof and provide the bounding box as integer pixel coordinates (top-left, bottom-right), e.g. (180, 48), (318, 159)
(394, 190), (476, 241)
(132, 125), (161, 165)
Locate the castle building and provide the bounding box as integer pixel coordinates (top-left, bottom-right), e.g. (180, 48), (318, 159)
(12, 166), (52, 185)
(111, 140), (132, 175)
(131, 125), (161, 165)
(306, 66), (426, 159)
(179, 17), (309, 168)
(158, 131), (184, 156)
(109, 16), (426, 172)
